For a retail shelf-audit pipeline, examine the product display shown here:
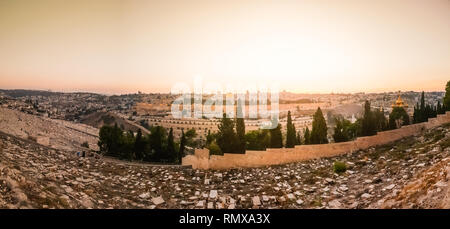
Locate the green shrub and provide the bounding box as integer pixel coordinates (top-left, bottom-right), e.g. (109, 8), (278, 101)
(333, 161), (347, 174)
(208, 142), (223, 156)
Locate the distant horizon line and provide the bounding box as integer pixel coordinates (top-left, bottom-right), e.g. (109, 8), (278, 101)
(0, 87), (446, 97)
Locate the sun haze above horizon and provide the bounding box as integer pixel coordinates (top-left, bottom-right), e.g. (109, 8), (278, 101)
(0, 0), (449, 95)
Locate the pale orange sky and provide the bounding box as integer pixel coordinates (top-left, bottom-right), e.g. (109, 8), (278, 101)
(0, 0), (449, 94)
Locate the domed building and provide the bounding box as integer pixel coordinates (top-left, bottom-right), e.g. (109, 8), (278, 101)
(391, 93), (408, 108)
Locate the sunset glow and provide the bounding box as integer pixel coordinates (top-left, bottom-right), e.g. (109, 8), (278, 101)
(0, 0), (449, 94)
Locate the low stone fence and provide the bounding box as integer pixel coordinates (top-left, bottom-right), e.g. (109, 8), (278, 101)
(182, 112), (450, 170)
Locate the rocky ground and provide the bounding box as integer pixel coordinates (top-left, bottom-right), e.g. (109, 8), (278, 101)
(1, 124), (450, 209)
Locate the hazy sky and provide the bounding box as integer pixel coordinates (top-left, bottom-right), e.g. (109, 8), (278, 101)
(0, 0), (449, 94)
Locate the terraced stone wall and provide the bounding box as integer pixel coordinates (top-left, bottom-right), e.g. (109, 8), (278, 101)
(182, 112), (450, 170)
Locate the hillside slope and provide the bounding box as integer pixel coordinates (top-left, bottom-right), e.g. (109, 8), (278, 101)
(0, 108), (98, 151)
(1, 123), (449, 209)
(80, 112), (149, 134)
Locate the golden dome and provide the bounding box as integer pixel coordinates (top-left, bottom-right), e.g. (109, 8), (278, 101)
(391, 93), (408, 108)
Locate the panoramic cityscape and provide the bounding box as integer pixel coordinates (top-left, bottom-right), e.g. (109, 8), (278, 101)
(0, 0), (450, 224)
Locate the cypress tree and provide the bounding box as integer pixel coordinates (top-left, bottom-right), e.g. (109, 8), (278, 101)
(310, 107), (328, 144)
(269, 123), (283, 148)
(216, 113), (238, 153)
(292, 124), (300, 145)
(361, 100), (377, 136)
(149, 126), (166, 162)
(98, 124), (126, 157)
(134, 129), (146, 160)
(437, 101), (442, 115)
(166, 128), (176, 163)
(373, 108), (388, 131)
(304, 127), (311, 145)
(120, 130), (135, 160)
(420, 91), (427, 122)
(111, 123), (125, 157)
(413, 103), (419, 123)
(235, 104), (246, 154)
(285, 111), (296, 148)
(98, 125), (114, 155)
(381, 108), (389, 131)
(444, 81), (450, 111)
(296, 130), (302, 145)
(178, 130), (186, 163)
(437, 101), (446, 115)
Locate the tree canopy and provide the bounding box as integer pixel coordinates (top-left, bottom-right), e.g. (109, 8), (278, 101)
(98, 123), (183, 164)
(310, 107), (328, 144)
(269, 123), (283, 148)
(235, 105), (246, 154)
(216, 113), (239, 153)
(332, 116), (358, 143)
(361, 100), (377, 136)
(285, 111), (296, 148)
(443, 81), (450, 111)
(389, 107), (410, 129)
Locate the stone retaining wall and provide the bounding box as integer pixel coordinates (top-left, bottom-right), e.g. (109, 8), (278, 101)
(182, 112), (450, 170)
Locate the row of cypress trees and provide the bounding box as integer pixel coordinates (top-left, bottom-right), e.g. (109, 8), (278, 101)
(413, 91), (447, 124)
(98, 124), (187, 164)
(212, 106), (330, 153)
(99, 81), (450, 161)
(213, 104), (247, 154)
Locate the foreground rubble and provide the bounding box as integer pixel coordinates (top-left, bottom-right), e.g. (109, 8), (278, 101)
(1, 124), (450, 209)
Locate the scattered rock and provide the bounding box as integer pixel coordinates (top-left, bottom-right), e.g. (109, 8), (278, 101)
(139, 192), (150, 199)
(151, 196), (165, 205)
(385, 184), (395, 190)
(209, 190), (218, 199)
(252, 196), (261, 206)
(328, 200), (342, 209)
(361, 193), (372, 199)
